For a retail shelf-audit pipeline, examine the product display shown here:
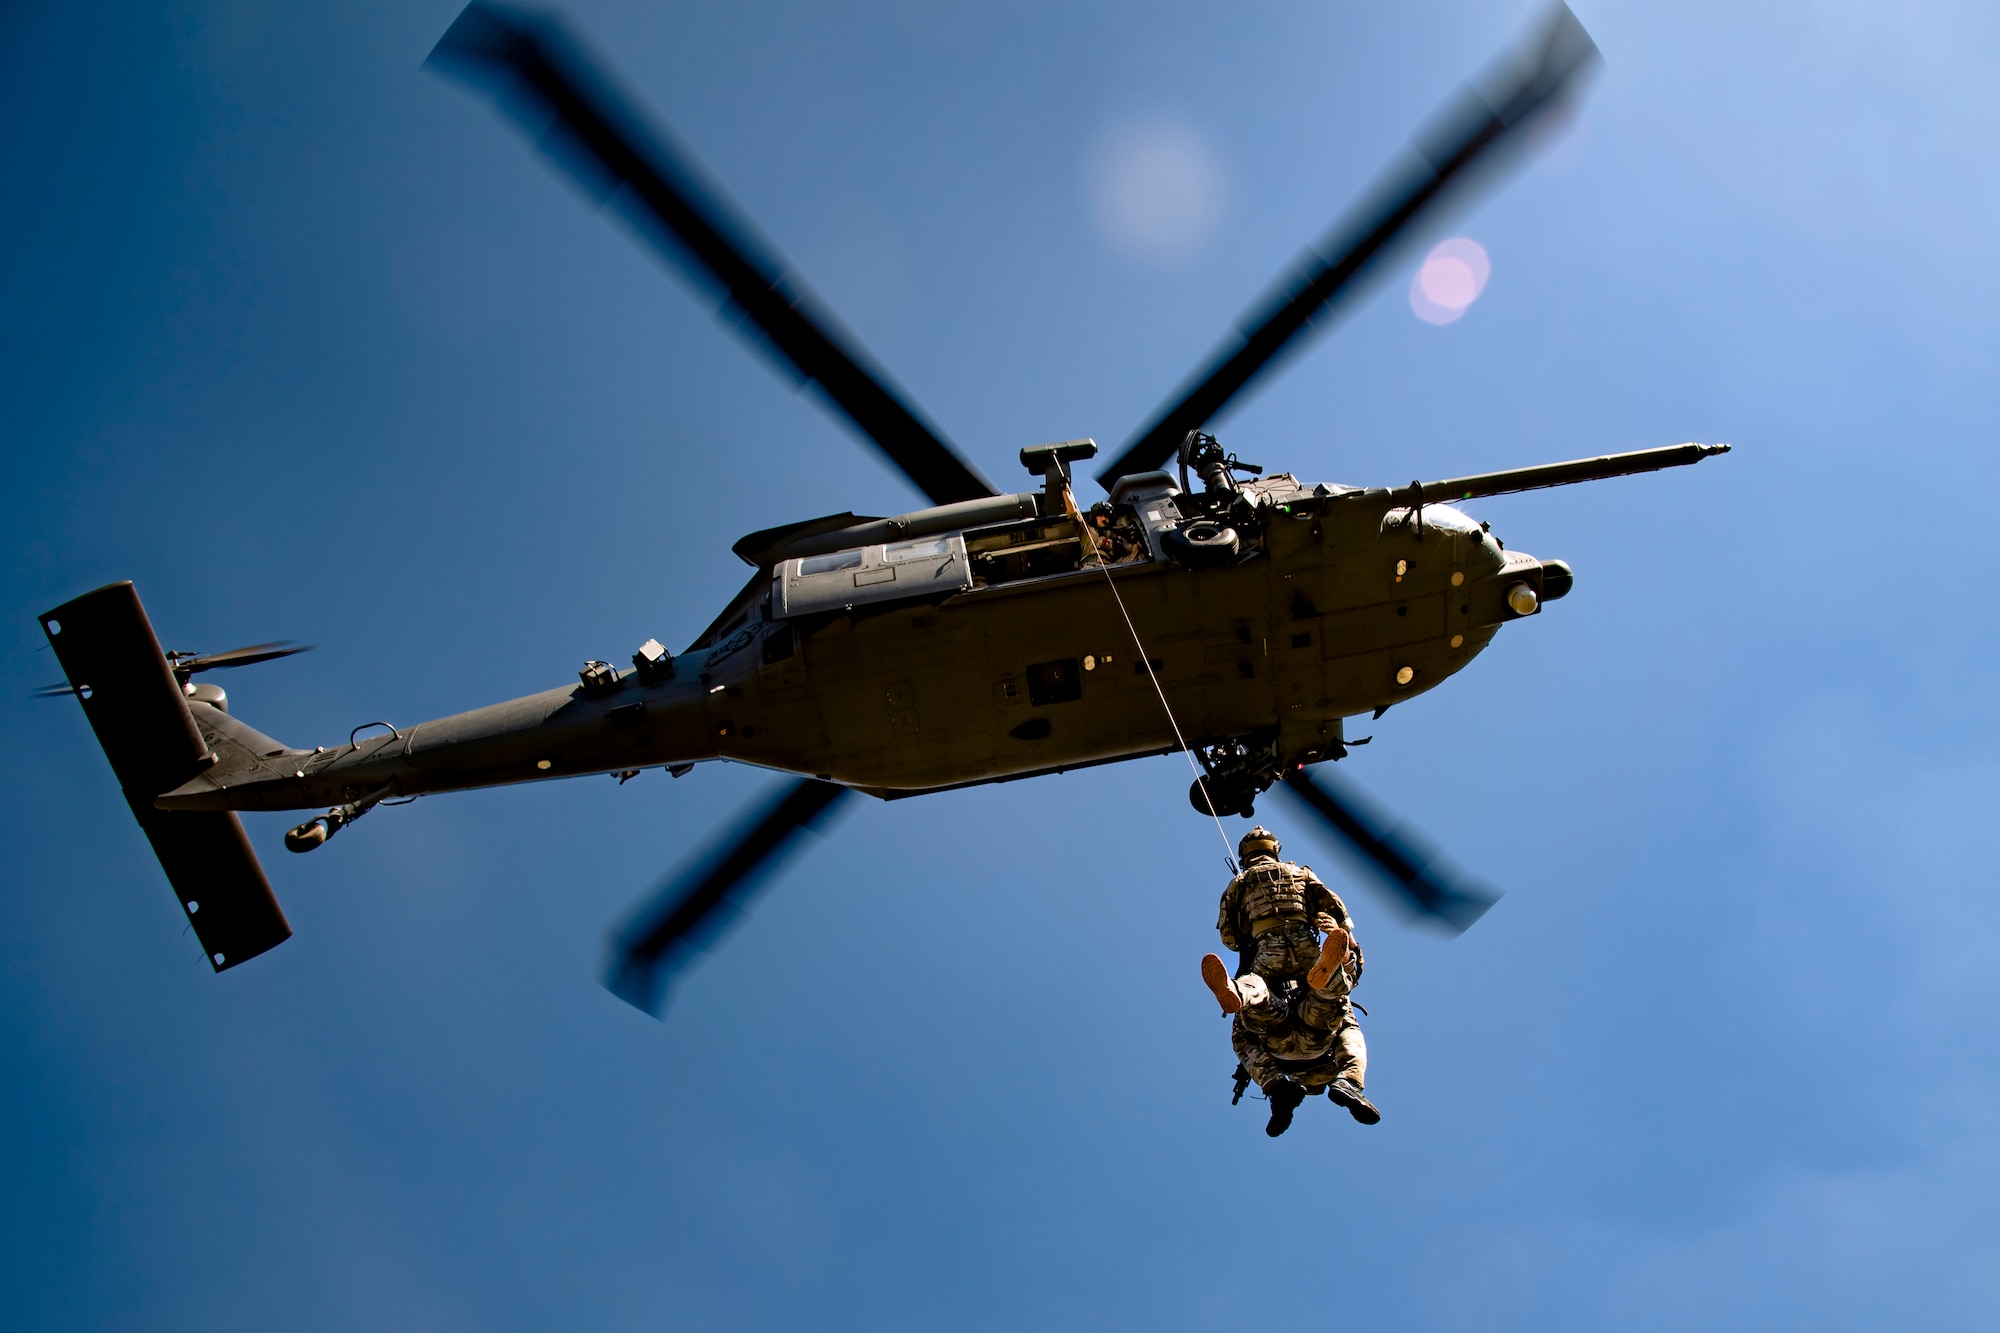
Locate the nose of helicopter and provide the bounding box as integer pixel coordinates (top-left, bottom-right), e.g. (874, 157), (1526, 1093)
(1501, 556), (1573, 617)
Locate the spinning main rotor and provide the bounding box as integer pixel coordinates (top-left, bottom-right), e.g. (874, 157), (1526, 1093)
(426, 2), (1602, 1011)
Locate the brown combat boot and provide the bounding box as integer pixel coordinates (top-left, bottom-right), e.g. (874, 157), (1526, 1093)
(1307, 927), (1352, 991)
(1200, 953), (1243, 1014)
(1265, 1078), (1307, 1137)
(1327, 1076), (1381, 1125)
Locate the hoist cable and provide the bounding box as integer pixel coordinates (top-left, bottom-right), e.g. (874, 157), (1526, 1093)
(1064, 489), (1237, 867)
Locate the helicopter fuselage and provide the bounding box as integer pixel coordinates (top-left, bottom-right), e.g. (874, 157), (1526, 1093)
(155, 469), (1560, 820)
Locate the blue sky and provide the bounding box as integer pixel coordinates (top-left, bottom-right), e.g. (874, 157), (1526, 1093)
(5, 2), (1999, 1328)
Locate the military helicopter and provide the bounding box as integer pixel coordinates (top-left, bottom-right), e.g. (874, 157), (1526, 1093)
(40, 2), (1726, 1012)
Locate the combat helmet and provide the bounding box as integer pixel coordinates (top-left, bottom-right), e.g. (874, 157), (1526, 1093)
(1238, 826), (1281, 863)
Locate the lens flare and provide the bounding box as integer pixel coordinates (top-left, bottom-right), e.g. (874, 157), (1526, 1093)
(1409, 237), (1490, 325)
(1085, 122), (1227, 264)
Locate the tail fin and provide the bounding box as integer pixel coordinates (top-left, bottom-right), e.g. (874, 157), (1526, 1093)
(40, 582), (291, 972)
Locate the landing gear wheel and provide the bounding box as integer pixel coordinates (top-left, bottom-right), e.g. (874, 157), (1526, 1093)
(1189, 777), (1254, 818)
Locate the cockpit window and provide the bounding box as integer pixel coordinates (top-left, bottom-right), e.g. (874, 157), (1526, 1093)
(1384, 502), (1481, 535)
(799, 550), (864, 576)
(1419, 503), (1481, 533)
(884, 536), (952, 563)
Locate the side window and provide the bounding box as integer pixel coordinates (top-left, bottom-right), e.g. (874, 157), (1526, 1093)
(1026, 658), (1083, 706)
(761, 624), (796, 665)
(883, 536), (952, 563)
(799, 550), (864, 576)
(778, 536), (970, 617)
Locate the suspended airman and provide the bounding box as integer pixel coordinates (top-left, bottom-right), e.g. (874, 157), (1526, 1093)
(1201, 826), (1379, 1137)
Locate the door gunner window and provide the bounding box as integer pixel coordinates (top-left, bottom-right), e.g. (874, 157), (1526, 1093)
(1027, 658), (1083, 706)
(800, 550), (864, 576)
(776, 535), (972, 617)
(884, 536), (952, 562)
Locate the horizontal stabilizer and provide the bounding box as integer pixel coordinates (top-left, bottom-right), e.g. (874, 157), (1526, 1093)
(40, 583), (291, 971)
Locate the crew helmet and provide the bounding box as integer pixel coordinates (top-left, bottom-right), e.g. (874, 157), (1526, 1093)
(1238, 826), (1281, 863)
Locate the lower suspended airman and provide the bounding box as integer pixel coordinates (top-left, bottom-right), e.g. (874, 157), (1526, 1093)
(1201, 826), (1380, 1137)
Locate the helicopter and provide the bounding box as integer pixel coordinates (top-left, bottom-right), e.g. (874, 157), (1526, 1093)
(39, 2), (1726, 1014)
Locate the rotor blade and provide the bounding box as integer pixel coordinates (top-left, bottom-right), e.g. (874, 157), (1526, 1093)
(1277, 768), (1496, 934)
(31, 682), (74, 699)
(605, 777), (852, 1015)
(428, 2), (998, 507)
(1097, 4), (1599, 489)
(172, 641), (315, 674)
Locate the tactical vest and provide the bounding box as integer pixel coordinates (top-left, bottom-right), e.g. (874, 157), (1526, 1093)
(1231, 858), (1315, 926)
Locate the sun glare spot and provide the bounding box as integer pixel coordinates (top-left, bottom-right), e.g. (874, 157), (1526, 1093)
(1410, 237), (1491, 325)
(1084, 122), (1227, 265)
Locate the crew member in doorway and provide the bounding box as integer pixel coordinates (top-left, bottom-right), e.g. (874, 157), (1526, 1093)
(1085, 503), (1145, 564)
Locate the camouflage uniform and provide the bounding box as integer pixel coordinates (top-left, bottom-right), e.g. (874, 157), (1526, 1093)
(1085, 503), (1145, 564)
(1218, 852), (1368, 1093)
(1233, 1008), (1368, 1094)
